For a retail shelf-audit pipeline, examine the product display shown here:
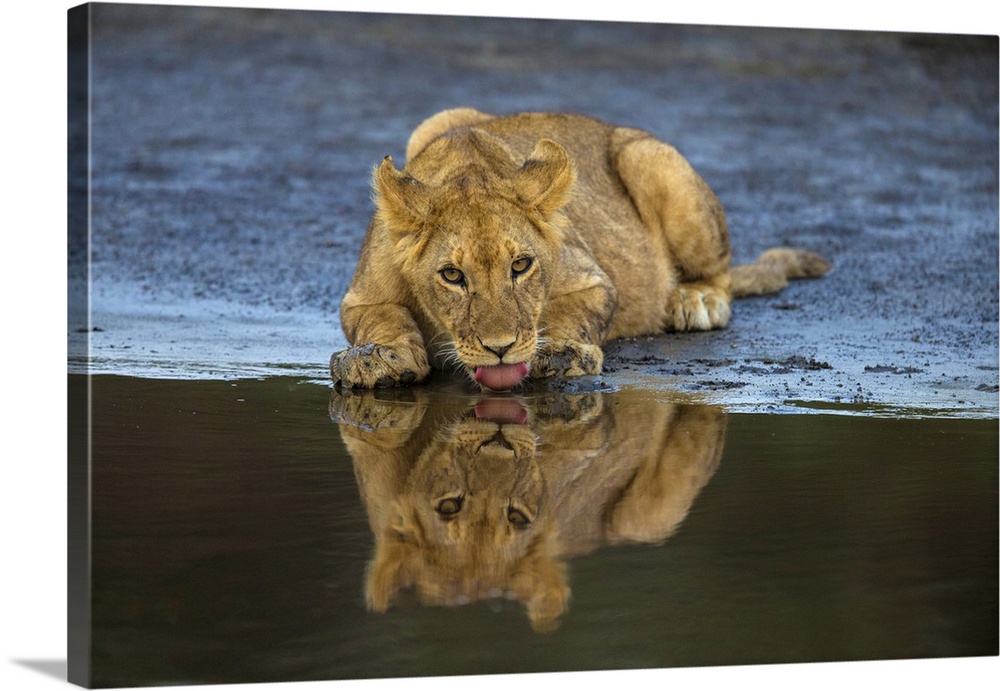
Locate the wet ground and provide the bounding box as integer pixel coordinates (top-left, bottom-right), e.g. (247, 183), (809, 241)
(69, 4), (999, 416)
(78, 374), (997, 688)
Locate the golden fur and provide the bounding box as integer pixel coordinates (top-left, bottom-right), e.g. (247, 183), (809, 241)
(331, 108), (830, 389)
(331, 387), (726, 631)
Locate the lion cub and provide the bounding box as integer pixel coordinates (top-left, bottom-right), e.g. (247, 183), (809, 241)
(331, 108), (830, 390)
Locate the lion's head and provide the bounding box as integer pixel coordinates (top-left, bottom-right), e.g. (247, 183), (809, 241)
(372, 129), (576, 391)
(364, 400), (569, 631)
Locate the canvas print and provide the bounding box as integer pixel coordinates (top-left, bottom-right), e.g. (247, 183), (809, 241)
(67, 2), (998, 688)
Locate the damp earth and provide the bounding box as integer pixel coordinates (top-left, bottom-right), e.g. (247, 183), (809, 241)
(68, 5), (999, 416)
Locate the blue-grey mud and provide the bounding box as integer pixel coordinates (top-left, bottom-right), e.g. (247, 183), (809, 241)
(68, 4), (999, 415)
(68, 5), (999, 687)
(78, 374), (996, 688)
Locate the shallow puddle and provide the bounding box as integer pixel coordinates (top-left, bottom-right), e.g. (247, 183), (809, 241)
(72, 374), (998, 687)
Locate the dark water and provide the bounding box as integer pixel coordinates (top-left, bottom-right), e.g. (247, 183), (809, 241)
(73, 374), (998, 688)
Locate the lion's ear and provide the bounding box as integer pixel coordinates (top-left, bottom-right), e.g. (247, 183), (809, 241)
(365, 538), (416, 612)
(373, 156), (430, 233)
(365, 502), (423, 612)
(514, 139), (575, 217)
(513, 543), (569, 633)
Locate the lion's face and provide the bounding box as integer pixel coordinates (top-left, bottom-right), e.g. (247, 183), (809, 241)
(401, 417), (544, 586)
(366, 407), (569, 630)
(411, 194), (554, 390)
(372, 132), (575, 390)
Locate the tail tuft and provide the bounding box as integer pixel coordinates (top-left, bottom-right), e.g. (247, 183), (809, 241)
(731, 248), (831, 298)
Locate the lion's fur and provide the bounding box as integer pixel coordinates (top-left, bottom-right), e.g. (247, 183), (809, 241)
(331, 108), (831, 389)
(332, 388), (727, 631)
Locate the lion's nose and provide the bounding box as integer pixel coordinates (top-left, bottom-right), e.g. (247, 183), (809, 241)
(479, 337), (515, 360)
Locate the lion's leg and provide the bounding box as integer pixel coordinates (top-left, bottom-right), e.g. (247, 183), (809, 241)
(531, 250), (617, 379)
(606, 405), (727, 545)
(611, 128), (733, 331)
(531, 286), (611, 379)
(330, 302), (432, 388)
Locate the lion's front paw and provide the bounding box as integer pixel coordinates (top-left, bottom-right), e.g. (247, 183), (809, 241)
(329, 343), (430, 388)
(530, 340), (604, 379)
(666, 283), (731, 331)
(328, 387), (424, 432)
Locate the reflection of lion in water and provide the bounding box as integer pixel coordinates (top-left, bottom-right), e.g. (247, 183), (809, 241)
(332, 388), (726, 631)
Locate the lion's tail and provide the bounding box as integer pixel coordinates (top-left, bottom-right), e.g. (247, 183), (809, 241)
(730, 247), (832, 298)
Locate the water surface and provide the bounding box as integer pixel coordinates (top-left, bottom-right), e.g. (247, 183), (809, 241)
(78, 374), (998, 687)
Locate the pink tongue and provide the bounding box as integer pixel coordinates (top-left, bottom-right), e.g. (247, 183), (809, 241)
(474, 398), (528, 425)
(474, 362), (529, 391)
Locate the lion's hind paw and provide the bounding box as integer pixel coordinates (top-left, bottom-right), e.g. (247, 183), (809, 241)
(665, 283), (731, 331)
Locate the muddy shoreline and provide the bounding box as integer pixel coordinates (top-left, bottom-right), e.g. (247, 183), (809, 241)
(71, 5), (999, 417)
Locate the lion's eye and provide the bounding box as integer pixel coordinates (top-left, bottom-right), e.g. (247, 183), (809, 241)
(435, 496), (464, 516)
(440, 267), (465, 286)
(511, 257), (533, 277)
(507, 507), (532, 528)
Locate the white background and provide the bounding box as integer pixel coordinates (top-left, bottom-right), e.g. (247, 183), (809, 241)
(2, 1), (997, 690)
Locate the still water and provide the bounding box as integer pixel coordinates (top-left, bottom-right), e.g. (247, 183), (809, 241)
(76, 374), (998, 688)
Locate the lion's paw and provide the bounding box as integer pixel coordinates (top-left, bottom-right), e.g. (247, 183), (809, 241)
(328, 387), (424, 432)
(530, 340), (604, 379)
(330, 343), (430, 389)
(666, 284), (731, 331)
